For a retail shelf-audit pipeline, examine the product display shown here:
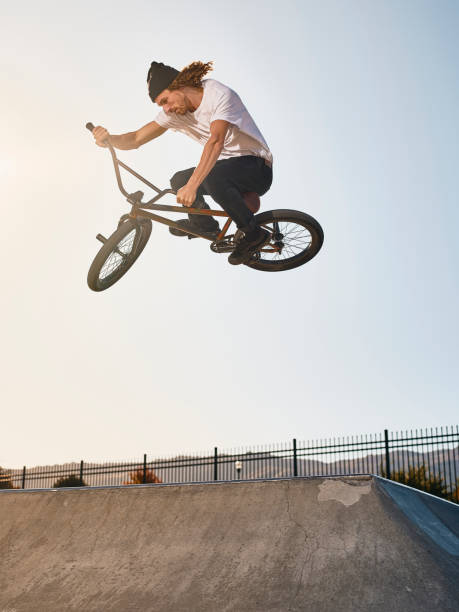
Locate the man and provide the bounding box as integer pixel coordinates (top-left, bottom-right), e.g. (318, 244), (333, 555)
(92, 60), (273, 265)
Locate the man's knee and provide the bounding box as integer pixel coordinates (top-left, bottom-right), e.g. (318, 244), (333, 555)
(170, 168), (194, 191)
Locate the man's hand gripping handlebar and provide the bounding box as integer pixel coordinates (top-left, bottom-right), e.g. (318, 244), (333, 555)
(86, 122), (110, 148)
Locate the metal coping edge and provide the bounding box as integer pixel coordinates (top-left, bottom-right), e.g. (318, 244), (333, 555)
(0, 473), (374, 494)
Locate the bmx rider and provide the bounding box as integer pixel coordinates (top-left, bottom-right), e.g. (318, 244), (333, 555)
(92, 60), (273, 265)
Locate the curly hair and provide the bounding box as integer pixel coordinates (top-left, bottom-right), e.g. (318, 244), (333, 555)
(168, 61), (214, 91)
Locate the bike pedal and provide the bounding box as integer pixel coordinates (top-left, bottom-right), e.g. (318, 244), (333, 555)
(188, 230), (219, 240)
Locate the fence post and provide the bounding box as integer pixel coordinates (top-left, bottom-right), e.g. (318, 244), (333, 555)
(384, 429), (391, 479)
(79, 460), (84, 483)
(214, 447), (218, 481)
(143, 454), (147, 484)
(293, 439), (298, 477)
(22, 466), (26, 489)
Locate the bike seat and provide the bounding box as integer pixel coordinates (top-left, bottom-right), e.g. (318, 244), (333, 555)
(243, 192), (260, 213)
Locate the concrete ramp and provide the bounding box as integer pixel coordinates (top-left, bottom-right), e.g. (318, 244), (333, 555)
(0, 476), (458, 611)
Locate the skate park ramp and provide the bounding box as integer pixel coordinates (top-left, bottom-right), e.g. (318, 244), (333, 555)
(0, 475), (458, 611)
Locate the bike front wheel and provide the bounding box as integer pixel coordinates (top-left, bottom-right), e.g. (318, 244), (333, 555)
(246, 209), (324, 272)
(87, 218), (152, 291)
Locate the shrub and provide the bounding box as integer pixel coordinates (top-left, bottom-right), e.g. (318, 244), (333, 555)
(123, 468), (162, 485)
(53, 474), (87, 488)
(0, 467), (14, 489)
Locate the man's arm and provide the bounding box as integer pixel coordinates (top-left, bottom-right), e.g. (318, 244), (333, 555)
(176, 120), (230, 206)
(92, 121), (168, 150)
(188, 120), (230, 188)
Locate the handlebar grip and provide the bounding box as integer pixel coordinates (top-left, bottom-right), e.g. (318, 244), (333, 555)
(86, 121), (109, 148)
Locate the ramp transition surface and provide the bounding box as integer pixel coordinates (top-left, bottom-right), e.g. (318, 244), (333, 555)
(1, 475), (458, 611)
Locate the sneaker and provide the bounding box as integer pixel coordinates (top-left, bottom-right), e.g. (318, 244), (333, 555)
(169, 219), (220, 239)
(228, 226), (271, 265)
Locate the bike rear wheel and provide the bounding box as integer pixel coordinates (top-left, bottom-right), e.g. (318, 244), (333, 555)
(87, 218), (152, 291)
(246, 209), (324, 272)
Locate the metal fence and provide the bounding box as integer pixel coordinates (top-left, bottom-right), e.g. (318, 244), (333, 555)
(1, 426), (458, 503)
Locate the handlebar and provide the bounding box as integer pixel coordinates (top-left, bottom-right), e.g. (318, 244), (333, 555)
(86, 121), (129, 197)
(85, 121), (172, 202)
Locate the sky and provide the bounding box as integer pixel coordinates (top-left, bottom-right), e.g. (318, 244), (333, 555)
(1, 0), (458, 468)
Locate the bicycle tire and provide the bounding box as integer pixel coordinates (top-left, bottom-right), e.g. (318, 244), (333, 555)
(87, 218), (152, 291)
(246, 209), (324, 272)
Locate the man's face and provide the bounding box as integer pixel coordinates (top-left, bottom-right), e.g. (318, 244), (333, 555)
(154, 89), (188, 115)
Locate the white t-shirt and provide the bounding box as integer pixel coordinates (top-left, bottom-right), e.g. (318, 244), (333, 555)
(154, 79), (273, 164)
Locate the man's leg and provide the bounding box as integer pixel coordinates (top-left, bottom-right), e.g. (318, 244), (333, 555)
(169, 168), (219, 236)
(202, 156), (273, 230)
(203, 156), (273, 264)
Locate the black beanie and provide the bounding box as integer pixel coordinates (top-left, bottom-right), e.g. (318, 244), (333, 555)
(147, 61), (180, 102)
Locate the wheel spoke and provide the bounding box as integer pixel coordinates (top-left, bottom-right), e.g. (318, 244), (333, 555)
(99, 229), (137, 280)
(257, 220), (313, 263)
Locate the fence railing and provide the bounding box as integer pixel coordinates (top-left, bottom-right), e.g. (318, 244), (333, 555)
(1, 426), (458, 503)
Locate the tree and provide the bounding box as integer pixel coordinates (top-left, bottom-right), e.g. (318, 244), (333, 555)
(53, 474), (87, 488)
(382, 464), (449, 500)
(123, 468), (162, 485)
(0, 467), (14, 489)
(447, 478), (459, 504)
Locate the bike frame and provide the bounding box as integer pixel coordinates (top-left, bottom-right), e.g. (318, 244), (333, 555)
(105, 141), (236, 242)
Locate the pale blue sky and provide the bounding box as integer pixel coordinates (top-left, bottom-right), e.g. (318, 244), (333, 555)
(1, 0), (458, 467)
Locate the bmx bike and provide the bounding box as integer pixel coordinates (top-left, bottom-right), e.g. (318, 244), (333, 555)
(85, 122), (324, 292)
